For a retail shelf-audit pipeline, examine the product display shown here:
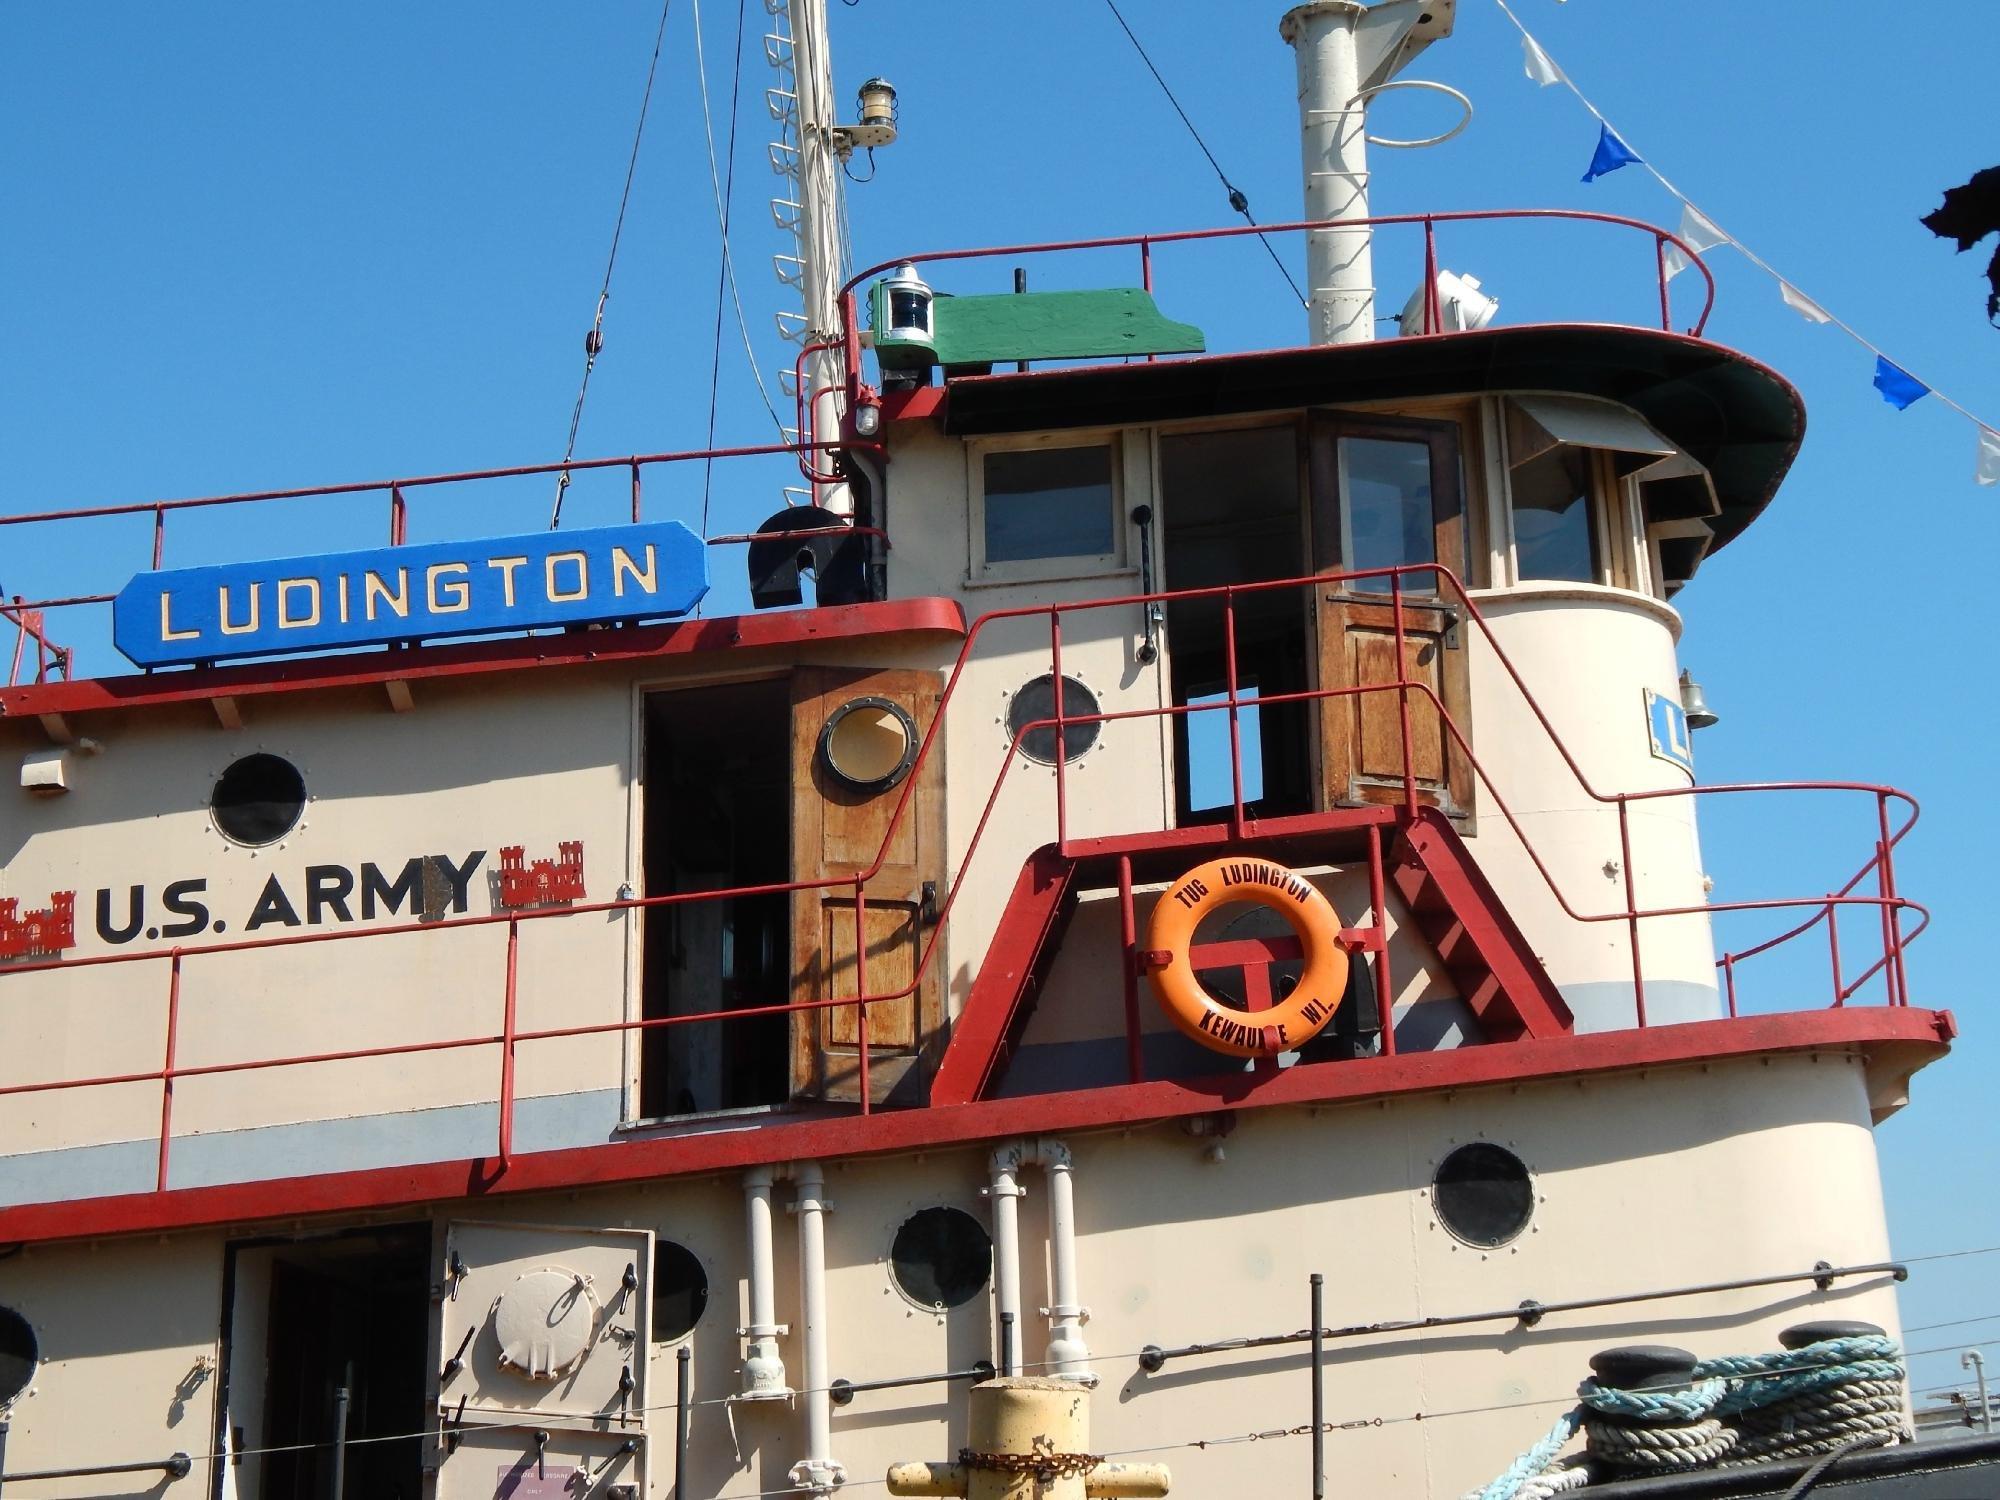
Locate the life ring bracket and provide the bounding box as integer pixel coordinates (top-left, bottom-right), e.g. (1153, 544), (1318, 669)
(1141, 856), (1353, 1060)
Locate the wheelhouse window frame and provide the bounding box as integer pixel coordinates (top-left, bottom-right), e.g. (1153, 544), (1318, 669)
(1307, 409), (1469, 597)
(1499, 394), (1680, 593)
(966, 428), (1137, 587)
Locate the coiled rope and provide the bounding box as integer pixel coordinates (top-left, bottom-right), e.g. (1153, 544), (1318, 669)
(1465, 1335), (1907, 1500)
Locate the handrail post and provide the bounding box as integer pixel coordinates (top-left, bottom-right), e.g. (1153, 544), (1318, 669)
(1826, 899), (1844, 1006)
(151, 504), (167, 569)
(1224, 586), (1245, 838)
(390, 485), (408, 546)
(1655, 235), (1672, 332)
(1422, 219), (1440, 334)
(1877, 793), (1908, 1005)
(854, 877), (870, 1114)
(499, 918), (519, 1165)
(1140, 238), (1157, 364)
(1118, 856), (1143, 1083)
(6, 601), (25, 691)
(1721, 953), (1737, 1018)
(630, 460), (643, 524)
(1050, 610), (1068, 854)
(1390, 573), (1418, 817)
(1367, 823), (1395, 1056)
(1618, 801), (1645, 1026)
(841, 289), (864, 408)
(157, 950), (183, 1192)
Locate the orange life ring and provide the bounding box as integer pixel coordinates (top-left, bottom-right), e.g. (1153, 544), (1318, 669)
(1144, 857), (1349, 1058)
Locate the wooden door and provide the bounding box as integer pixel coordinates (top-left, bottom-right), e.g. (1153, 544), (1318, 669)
(1309, 412), (1474, 816)
(790, 667), (945, 1104)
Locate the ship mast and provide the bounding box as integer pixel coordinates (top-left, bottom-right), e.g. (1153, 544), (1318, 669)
(1280, 0), (1455, 344)
(770, 0), (895, 514)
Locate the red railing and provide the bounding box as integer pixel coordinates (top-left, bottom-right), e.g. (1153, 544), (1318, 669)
(3, 596), (71, 688)
(0, 440), (885, 673)
(0, 564), (1924, 1198)
(829, 208), (1719, 419)
(781, 208), (1717, 460)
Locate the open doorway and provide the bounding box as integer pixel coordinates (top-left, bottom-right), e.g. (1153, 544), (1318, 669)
(1160, 425), (1315, 823)
(218, 1225), (430, 1500)
(640, 678), (793, 1118)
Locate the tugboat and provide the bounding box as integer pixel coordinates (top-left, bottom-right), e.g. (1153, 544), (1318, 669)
(0, 2), (1992, 1496)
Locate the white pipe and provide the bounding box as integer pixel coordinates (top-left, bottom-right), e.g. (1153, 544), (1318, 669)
(1035, 1140), (1092, 1382)
(789, 1161), (845, 1493)
(740, 1166), (791, 1399)
(1281, 2), (1375, 346)
(987, 1148), (1025, 1376)
(987, 1139), (1094, 1385)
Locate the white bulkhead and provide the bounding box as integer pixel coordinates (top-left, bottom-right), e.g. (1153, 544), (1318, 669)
(0, 1053), (1906, 1498)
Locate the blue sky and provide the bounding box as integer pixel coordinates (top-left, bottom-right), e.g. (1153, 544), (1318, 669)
(4, 0), (1998, 1405)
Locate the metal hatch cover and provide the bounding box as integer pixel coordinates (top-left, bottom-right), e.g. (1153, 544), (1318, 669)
(492, 1267), (602, 1381)
(434, 1221), (653, 1433)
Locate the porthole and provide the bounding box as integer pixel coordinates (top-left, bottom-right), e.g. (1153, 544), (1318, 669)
(0, 1305), (38, 1406)
(819, 697), (919, 793)
(650, 1241), (709, 1343)
(1006, 674), (1100, 766)
(1432, 1142), (1534, 1248)
(890, 1206), (992, 1310)
(210, 753), (306, 846)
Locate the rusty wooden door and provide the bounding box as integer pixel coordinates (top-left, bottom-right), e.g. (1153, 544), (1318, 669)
(1309, 412), (1474, 816)
(789, 666), (946, 1104)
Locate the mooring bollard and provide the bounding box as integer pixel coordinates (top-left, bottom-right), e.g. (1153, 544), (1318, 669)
(885, 1376), (1170, 1498)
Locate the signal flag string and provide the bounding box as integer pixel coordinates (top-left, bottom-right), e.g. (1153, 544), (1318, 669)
(1492, 0), (2000, 487)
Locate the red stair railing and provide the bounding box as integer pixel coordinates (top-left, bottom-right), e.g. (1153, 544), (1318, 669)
(0, 563), (1927, 1198)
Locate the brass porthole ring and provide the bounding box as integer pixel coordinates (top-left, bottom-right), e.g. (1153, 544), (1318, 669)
(819, 696), (920, 793)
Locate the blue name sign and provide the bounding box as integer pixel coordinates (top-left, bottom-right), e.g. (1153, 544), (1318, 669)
(1644, 687), (1695, 778)
(113, 520), (709, 667)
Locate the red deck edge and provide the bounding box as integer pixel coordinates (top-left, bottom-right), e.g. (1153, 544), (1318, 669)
(0, 597), (967, 723)
(0, 1007), (1952, 1247)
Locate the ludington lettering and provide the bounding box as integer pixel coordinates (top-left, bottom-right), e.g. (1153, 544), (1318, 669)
(91, 852), (486, 944)
(112, 520), (708, 668)
(1215, 860), (1313, 904)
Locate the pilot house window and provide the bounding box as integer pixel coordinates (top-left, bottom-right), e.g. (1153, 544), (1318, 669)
(1341, 437), (1440, 589)
(1509, 443), (1602, 584)
(980, 442), (1117, 565)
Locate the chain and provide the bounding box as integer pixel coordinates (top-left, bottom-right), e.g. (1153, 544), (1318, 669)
(959, 1436), (1104, 1482)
